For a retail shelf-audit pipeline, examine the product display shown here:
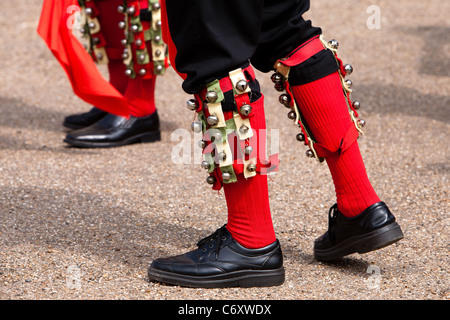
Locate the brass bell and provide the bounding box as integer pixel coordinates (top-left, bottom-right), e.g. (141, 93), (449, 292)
(121, 51), (129, 60)
(155, 65), (164, 72)
(205, 91), (218, 103)
(198, 140), (206, 149)
(306, 149), (315, 158)
(235, 80), (248, 92)
(118, 21), (126, 29)
(88, 22), (96, 29)
(135, 39), (143, 46)
(186, 99), (198, 111)
(206, 176), (216, 185)
(201, 161), (210, 170)
(296, 133), (305, 142)
(210, 130), (222, 143)
(357, 119), (366, 128)
(126, 6), (136, 15)
(287, 111), (296, 120)
(191, 121), (202, 133)
(328, 39), (339, 49)
(344, 64), (353, 75)
(120, 39), (128, 46)
(85, 7), (93, 16)
(138, 54), (146, 62)
(345, 79), (353, 88)
(352, 101), (361, 110)
(222, 172), (231, 181)
(239, 104), (252, 116)
(207, 115), (219, 126)
(244, 145), (253, 155)
(156, 20), (162, 29)
(117, 5), (125, 13)
(279, 94), (291, 107)
(274, 83), (284, 92)
(154, 35), (161, 42)
(125, 69), (133, 77)
(139, 69), (147, 76)
(93, 37), (100, 45)
(130, 24), (139, 33)
(247, 163), (257, 172)
(271, 73), (283, 84)
(152, 2), (161, 10)
(96, 53), (103, 60)
(218, 152), (227, 161)
(239, 125), (249, 135)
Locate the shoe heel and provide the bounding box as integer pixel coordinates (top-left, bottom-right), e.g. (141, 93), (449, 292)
(238, 268), (285, 288)
(357, 222), (404, 254)
(140, 131), (161, 143)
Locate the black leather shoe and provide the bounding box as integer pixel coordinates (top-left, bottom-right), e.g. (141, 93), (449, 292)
(314, 202), (404, 261)
(148, 225), (285, 288)
(63, 107), (108, 130)
(63, 111), (161, 148)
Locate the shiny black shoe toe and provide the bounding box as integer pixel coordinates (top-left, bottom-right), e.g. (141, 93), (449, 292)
(64, 111), (161, 148)
(314, 202), (404, 261)
(148, 225), (285, 288)
(63, 107), (108, 130)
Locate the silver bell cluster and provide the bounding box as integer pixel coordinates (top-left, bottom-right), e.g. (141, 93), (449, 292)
(328, 39), (365, 130)
(185, 96), (218, 184)
(271, 70), (316, 159)
(117, 4), (158, 78)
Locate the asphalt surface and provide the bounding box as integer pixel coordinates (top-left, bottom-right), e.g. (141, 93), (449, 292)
(0, 1), (448, 301)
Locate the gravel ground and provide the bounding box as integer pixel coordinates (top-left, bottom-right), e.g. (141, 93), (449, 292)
(0, 1), (448, 301)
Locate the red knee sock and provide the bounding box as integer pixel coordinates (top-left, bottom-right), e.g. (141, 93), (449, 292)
(124, 76), (157, 117)
(96, 0), (157, 117)
(223, 174), (276, 249)
(291, 72), (380, 217)
(221, 93), (276, 249)
(95, 0), (129, 95)
(107, 60), (128, 95)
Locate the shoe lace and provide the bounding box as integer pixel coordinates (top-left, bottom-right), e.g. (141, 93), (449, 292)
(197, 225), (228, 257)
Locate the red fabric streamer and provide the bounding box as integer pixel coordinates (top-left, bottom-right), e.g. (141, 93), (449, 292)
(37, 0), (130, 117)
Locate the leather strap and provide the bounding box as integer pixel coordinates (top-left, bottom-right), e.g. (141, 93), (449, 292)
(198, 65), (256, 102)
(276, 35), (325, 68)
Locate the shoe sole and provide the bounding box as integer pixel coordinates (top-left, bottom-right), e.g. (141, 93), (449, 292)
(147, 267), (285, 288)
(63, 131), (161, 148)
(314, 222), (404, 261)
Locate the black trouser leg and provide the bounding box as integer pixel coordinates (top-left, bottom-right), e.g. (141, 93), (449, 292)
(165, 0), (323, 93)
